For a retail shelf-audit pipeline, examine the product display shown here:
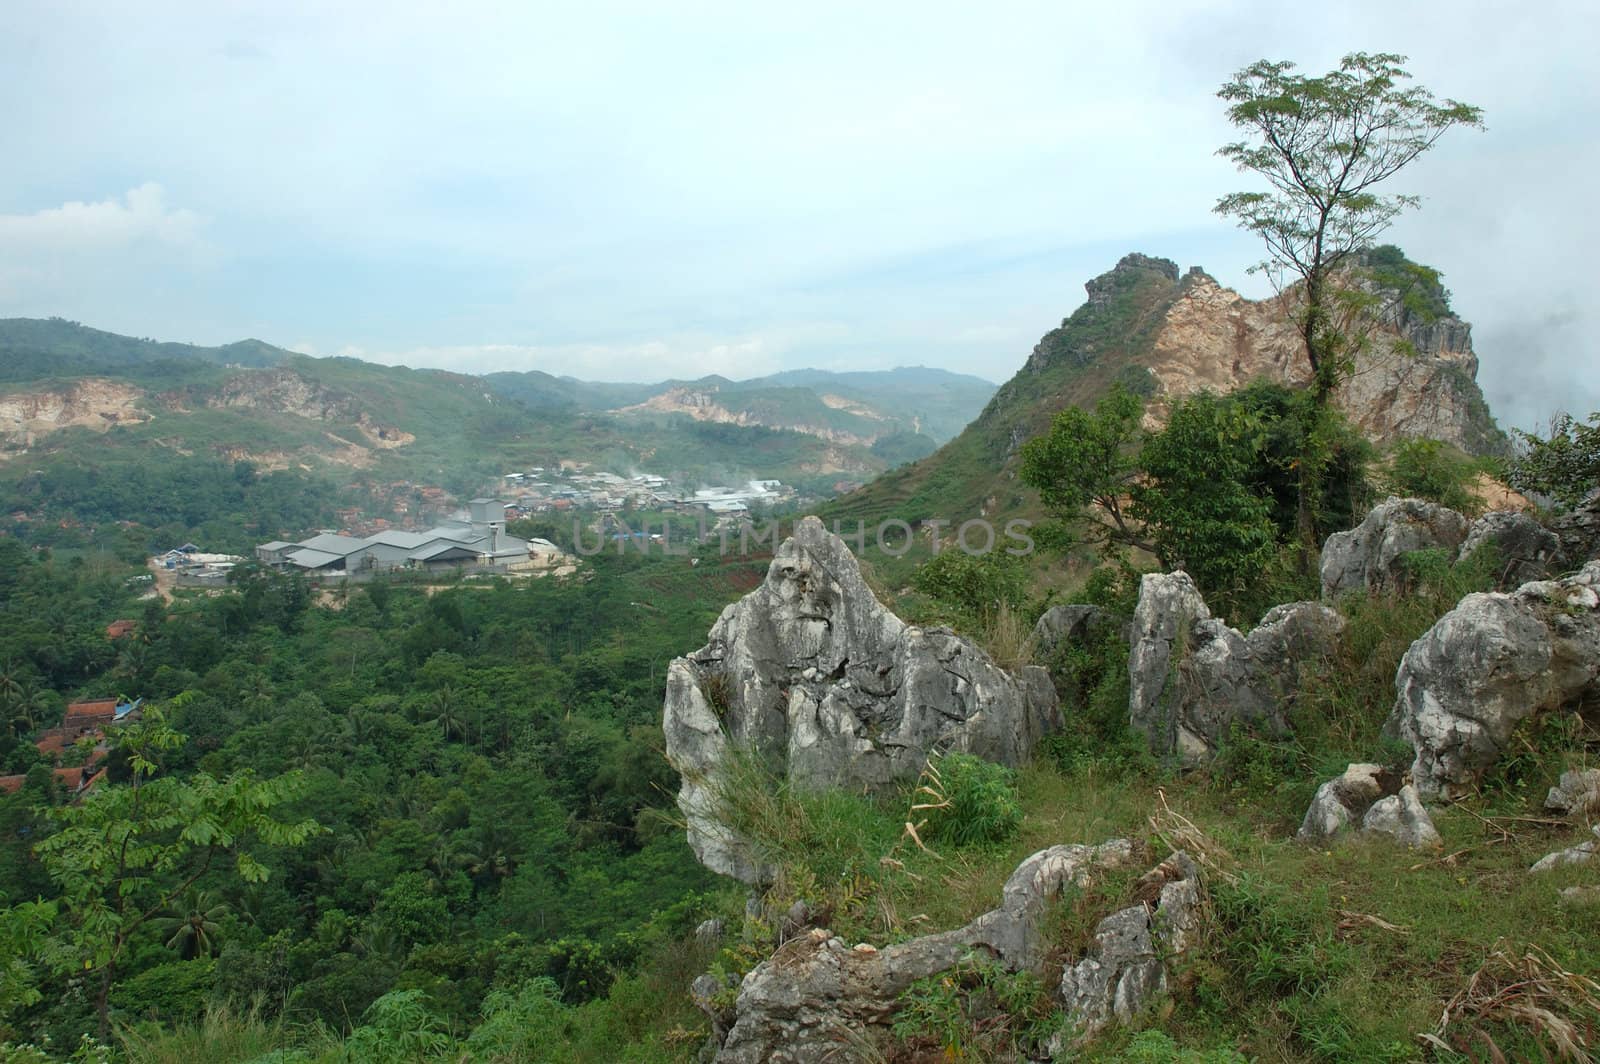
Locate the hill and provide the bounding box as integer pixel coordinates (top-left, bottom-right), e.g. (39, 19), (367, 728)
(832, 250), (1508, 533)
(483, 365), (994, 449)
(0, 322), (997, 549)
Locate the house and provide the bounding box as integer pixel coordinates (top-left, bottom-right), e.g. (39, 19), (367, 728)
(64, 699), (119, 726)
(105, 620), (137, 640)
(0, 766), (106, 797)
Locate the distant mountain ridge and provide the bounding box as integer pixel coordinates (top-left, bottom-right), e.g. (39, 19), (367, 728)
(0, 320), (996, 505)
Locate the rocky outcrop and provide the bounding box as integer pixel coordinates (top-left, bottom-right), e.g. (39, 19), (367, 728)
(1051, 852), (1203, 1052)
(1320, 497), (1472, 598)
(1531, 825), (1600, 874)
(1459, 509), (1565, 587)
(0, 378), (150, 452)
(662, 517), (1061, 882)
(1552, 491), (1600, 565)
(709, 841), (1202, 1063)
(1297, 764), (1440, 849)
(1362, 786), (1443, 850)
(1389, 562), (1600, 800)
(1143, 272), (1503, 456)
(1128, 572), (1343, 765)
(1546, 768), (1600, 818)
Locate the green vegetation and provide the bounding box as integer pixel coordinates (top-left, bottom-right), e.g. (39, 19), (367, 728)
(1020, 383), (1370, 619)
(0, 542), (782, 1054)
(1383, 438), (1485, 514)
(1215, 52), (1483, 547)
(1510, 411), (1600, 508)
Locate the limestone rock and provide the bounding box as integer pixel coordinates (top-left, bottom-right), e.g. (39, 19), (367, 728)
(1531, 825), (1600, 874)
(662, 516), (1062, 882)
(1389, 562), (1600, 799)
(1320, 497), (1472, 599)
(1361, 785), (1443, 850)
(1053, 852), (1204, 1051)
(712, 841), (1135, 1063)
(1297, 763), (1392, 842)
(1546, 768), (1600, 818)
(1032, 604), (1118, 660)
(1458, 509), (1564, 586)
(1552, 490), (1600, 564)
(1128, 572), (1343, 765)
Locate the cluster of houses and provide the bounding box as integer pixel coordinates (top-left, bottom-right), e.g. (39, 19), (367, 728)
(0, 695), (143, 797)
(256, 498), (567, 578)
(500, 465), (792, 517)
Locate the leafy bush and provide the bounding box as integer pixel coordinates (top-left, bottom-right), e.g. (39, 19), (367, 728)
(911, 549), (1027, 626)
(1509, 411), (1600, 508)
(1385, 437), (1481, 513)
(915, 753), (1023, 848)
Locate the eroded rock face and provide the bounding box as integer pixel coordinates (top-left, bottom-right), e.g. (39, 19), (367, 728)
(662, 517), (1061, 882)
(1320, 497), (1472, 599)
(1389, 562), (1600, 800)
(710, 842), (1203, 1063)
(1052, 852), (1204, 1052)
(1552, 491), (1600, 565)
(1128, 572), (1343, 765)
(1459, 510), (1565, 587)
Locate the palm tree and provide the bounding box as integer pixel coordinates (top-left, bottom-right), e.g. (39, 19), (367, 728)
(429, 687), (464, 741)
(154, 889), (230, 960)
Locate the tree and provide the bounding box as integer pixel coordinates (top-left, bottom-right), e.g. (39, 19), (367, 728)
(1018, 385), (1155, 558)
(1216, 53), (1482, 400)
(1215, 52), (1481, 541)
(28, 705), (321, 1037)
(153, 888), (230, 960)
(1509, 412), (1600, 509)
(1020, 387), (1320, 610)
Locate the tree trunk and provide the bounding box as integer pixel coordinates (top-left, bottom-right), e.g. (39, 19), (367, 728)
(95, 959), (114, 1042)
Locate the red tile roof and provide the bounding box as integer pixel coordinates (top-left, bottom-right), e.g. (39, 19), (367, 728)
(106, 620), (137, 639)
(64, 700), (117, 721)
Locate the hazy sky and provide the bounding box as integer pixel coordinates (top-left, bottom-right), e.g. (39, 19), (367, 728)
(1, 1), (1594, 429)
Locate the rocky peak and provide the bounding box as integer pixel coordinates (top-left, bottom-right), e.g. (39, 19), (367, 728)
(1085, 253), (1180, 308)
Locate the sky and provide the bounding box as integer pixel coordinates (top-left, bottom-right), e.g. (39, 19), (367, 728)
(0, 1), (1594, 430)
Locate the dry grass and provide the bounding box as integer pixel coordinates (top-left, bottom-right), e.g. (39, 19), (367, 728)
(1425, 941), (1600, 1062)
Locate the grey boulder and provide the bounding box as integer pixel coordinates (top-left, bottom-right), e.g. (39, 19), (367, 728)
(1546, 768), (1600, 818)
(1297, 765), (1439, 849)
(1128, 571), (1343, 765)
(1459, 509), (1564, 587)
(662, 516), (1061, 882)
(1320, 497), (1471, 599)
(1531, 825), (1600, 874)
(1389, 562), (1600, 799)
(1361, 785), (1443, 850)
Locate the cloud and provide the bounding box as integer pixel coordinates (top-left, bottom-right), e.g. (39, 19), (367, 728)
(0, 183), (203, 251)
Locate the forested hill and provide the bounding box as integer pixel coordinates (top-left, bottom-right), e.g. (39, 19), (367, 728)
(0, 318), (293, 382)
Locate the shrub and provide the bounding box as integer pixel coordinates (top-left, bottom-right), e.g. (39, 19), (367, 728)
(1509, 411), (1600, 508)
(914, 753), (1023, 848)
(1385, 437), (1481, 513)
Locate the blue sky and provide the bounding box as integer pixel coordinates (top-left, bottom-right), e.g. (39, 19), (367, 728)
(1, 1), (1594, 429)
